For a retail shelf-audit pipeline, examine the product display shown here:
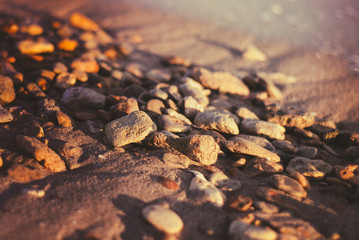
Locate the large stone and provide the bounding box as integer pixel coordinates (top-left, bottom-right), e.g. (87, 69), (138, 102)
(182, 96), (203, 119)
(226, 138), (280, 162)
(105, 111), (156, 147)
(192, 67), (250, 96)
(0, 75), (16, 105)
(334, 165), (359, 186)
(240, 119), (286, 140)
(142, 204), (183, 235)
(229, 220), (277, 240)
(56, 142), (83, 170)
(61, 87), (106, 108)
(269, 174), (307, 199)
(17, 39), (54, 54)
(246, 157), (283, 177)
(194, 111), (239, 135)
(286, 157), (332, 179)
(16, 135), (66, 172)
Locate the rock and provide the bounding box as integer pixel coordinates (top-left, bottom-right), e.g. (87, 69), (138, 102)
(287, 170), (310, 190)
(16, 135), (66, 172)
(71, 58), (99, 73)
(225, 195), (253, 212)
(157, 176), (180, 191)
(27, 82), (46, 98)
(297, 147), (317, 159)
(55, 73), (76, 89)
(0, 75), (16, 105)
(142, 204), (183, 235)
(57, 142), (83, 170)
(192, 67), (250, 96)
(162, 151), (190, 168)
(61, 87), (106, 108)
(0, 105), (13, 123)
(182, 96), (203, 119)
(235, 134), (276, 151)
(292, 127), (320, 140)
(336, 131), (359, 147)
(21, 24), (44, 35)
(286, 157), (332, 179)
(70, 12), (100, 31)
(158, 114), (191, 133)
(309, 124), (339, 141)
(55, 111), (73, 128)
(7, 164), (50, 183)
(17, 39), (54, 54)
(146, 68), (171, 82)
(189, 171), (226, 207)
(269, 174), (307, 199)
(125, 63), (145, 78)
(265, 105), (315, 128)
(344, 146), (359, 161)
(240, 119), (286, 140)
(161, 56), (191, 67)
(229, 220), (277, 240)
(179, 77), (210, 107)
(246, 157), (283, 177)
(167, 85), (182, 102)
(272, 140), (297, 154)
(57, 38), (78, 51)
(226, 138), (281, 163)
(53, 62), (68, 74)
(209, 172), (241, 191)
(105, 111), (157, 147)
(167, 109), (192, 125)
(232, 158), (247, 168)
(169, 134), (219, 165)
(334, 165), (359, 186)
(236, 107), (259, 120)
(194, 110), (239, 135)
(253, 201), (279, 214)
(149, 89), (168, 100)
(243, 45), (267, 62)
(146, 99), (166, 118)
(111, 97), (139, 117)
(116, 42), (134, 56)
(38, 98), (61, 118)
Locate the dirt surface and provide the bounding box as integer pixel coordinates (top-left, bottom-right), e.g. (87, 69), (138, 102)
(0, 0), (359, 240)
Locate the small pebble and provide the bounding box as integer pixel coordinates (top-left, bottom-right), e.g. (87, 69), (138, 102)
(240, 119), (286, 140)
(246, 157), (283, 177)
(209, 171), (241, 191)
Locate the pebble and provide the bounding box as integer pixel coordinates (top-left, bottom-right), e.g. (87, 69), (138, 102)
(125, 63), (145, 78)
(192, 67), (250, 96)
(146, 131), (178, 149)
(142, 204), (183, 235)
(246, 157), (283, 177)
(0, 75), (16, 105)
(288, 170), (310, 190)
(0, 104), (13, 123)
(57, 38), (78, 51)
(253, 201), (279, 214)
(179, 77), (210, 107)
(242, 45), (268, 62)
(157, 176), (180, 191)
(158, 114), (191, 133)
(27, 82), (46, 98)
(260, 80), (283, 100)
(70, 12), (100, 31)
(53, 62), (68, 74)
(17, 39), (55, 54)
(182, 96), (203, 119)
(55, 72), (76, 89)
(149, 89), (168, 100)
(292, 127), (320, 140)
(105, 111), (157, 147)
(194, 110), (239, 135)
(57, 142), (83, 170)
(286, 157), (332, 179)
(71, 58), (99, 73)
(61, 87), (106, 108)
(111, 97), (139, 117)
(269, 174), (307, 199)
(225, 194), (253, 212)
(55, 111), (73, 128)
(334, 165), (359, 186)
(344, 146), (359, 161)
(189, 171), (226, 207)
(232, 158), (247, 168)
(168, 85), (182, 102)
(229, 219), (277, 240)
(272, 140), (297, 154)
(236, 107), (259, 120)
(146, 99), (166, 118)
(309, 124), (339, 141)
(209, 171), (241, 191)
(16, 135), (66, 172)
(21, 24), (44, 36)
(162, 56), (191, 67)
(38, 98), (61, 118)
(236, 134), (276, 151)
(146, 68), (171, 82)
(297, 147), (318, 159)
(240, 119), (286, 140)
(226, 138), (281, 163)
(167, 109), (192, 125)
(73, 69), (88, 82)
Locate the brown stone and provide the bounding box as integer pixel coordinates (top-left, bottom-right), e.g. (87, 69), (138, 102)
(111, 97), (139, 117)
(0, 75), (16, 105)
(55, 111), (73, 128)
(287, 157), (332, 179)
(17, 39), (54, 54)
(0, 104), (13, 123)
(57, 142), (83, 170)
(246, 157), (283, 177)
(269, 174), (307, 199)
(225, 194), (253, 212)
(70, 12), (100, 31)
(146, 99), (165, 118)
(57, 38), (78, 51)
(27, 82), (46, 98)
(335, 165), (359, 186)
(71, 58), (99, 73)
(7, 164), (50, 183)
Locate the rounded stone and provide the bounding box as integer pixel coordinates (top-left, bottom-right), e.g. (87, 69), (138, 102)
(269, 174), (307, 199)
(287, 157), (332, 179)
(0, 76), (16, 105)
(194, 111), (239, 135)
(240, 119), (286, 140)
(229, 220), (277, 240)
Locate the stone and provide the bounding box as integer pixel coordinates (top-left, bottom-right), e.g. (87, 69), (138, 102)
(38, 98), (61, 118)
(125, 63), (145, 78)
(146, 68), (171, 82)
(192, 67), (250, 96)
(146, 99), (165, 118)
(288, 171), (310, 190)
(243, 45), (267, 62)
(253, 201), (279, 214)
(182, 96), (203, 119)
(73, 69), (88, 82)
(209, 172), (241, 191)
(225, 195), (252, 212)
(157, 176), (180, 191)
(0, 75), (16, 105)
(226, 138), (281, 163)
(297, 147), (317, 159)
(57, 38), (78, 51)
(57, 142), (83, 170)
(236, 107), (259, 120)
(0, 105), (13, 123)
(272, 140), (297, 154)
(27, 82), (46, 98)
(7, 164), (50, 183)
(169, 134), (219, 165)
(21, 24), (44, 35)
(269, 174), (307, 199)
(161, 56), (191, 67)
(70, 12), (100, 31)
(111, 97), (139, 117)
(117, 42), (134, 56)
(336, 131), (359, 147)
(240, 119), (286, 140)
(167, 109), (192, 125)
(17, 39), (54, 54)
(61, 87), (106, 108)
(246, 157), (283, 177)
(334, 165), (359, 186)
(149, 89), (168, 100)
(194, 110), (239, 135)
(55, 73), (76, 89)
(55, 111), (73, 128)
(189, 171), (226, 207)
(179, 77), (210, 107)
(53, 62), (68, 74)
(265, 105), (315, 128)
(16, 135), (66, 172)
(344, 146), (359, 161)
(71, 58), (99, 73)
(158, 114), (191, 133)
(229, 220), (277, 240)
(142, 204), (183, 235)
(292, 127), (320, 140)
(235, 134), (276, 151)
(309, 124), (339, 141)
(287, 157), (332, 179)
(167, 85), (182, 102)
(232, 158), (247, 168)
(105, 111), (157, 147)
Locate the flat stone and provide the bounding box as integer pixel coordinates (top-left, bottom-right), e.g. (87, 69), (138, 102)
(192, 67), (250, 96)
(225, 195), (252, 212)
(243, 45), (267, 62)
(253, 201), (279, 214)
(146, 68), (171, 82)
(111, 97), (139, 117)
(125, 63), (146, 78)
(269, 174), (307, 199)
(0, 105), (13, 123)
(161, 56), (191, 67)
(236, 107), (259, 120)
(194, 110), (239, 135)
(272, 140), (297, 154)
(0, 75), (16, 105)
(226, 138), (281, 162)
(105, 111), (157, 147)
(246, 157), (283, 177)
(56, 142), (83, 170)
(17, 39), (54, 54)
(158, 114), (191, 133)
(235, 134), (276, 151)
(16, 135), (66, 172)
(297, 147), (318, 159)
(287, 157), (332, 179)
(229, 219), (277, 240)
(146, 99), (166, 118)
(55, 73), (76, 89)
(179, 77), (210, 107)
(149, 89), (168, 100)
(57, 38), (78, 51)
(292, 127), (320, 140)
(240, 119), (286, 140)
(288, 170), (310, 190)
(167, 85), (182, 102)
(167, 109), (192, 125)
(209, 172), (241, 191)
(61, 87), (106, 108)
(70, 12), (100, 31)
(182, 96), (203, 119)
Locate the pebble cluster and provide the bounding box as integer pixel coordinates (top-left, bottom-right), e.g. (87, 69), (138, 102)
(1, 12), (359, 239)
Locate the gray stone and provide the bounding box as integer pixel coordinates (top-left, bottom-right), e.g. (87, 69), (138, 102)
(287, 157), (332, 179)
(55, 73), (76, 89)
(240, 119), (286, 140)
(235, 134), (276, 151)
(179, 77), (210, 107)
(297, 147), (318, 159)
(61, 87), (106, 108)
(105, 111), (157, 147)
(229, 220), (277, 240)
(236, 107), (259, 120)
(158, 114), (191, 133)
(166, 109), (192, 125)
(194, 110), (239, 135)
(226, 138), (281, 162)
(0, 75), (15, 105)
(309, 124), (339, 141)
(209, 172), (241, 191)
(269, 174), (307, 199)
(292, 127), (320, 140)
(146, 131), (179, 149)
(246, 157), (283, 177)
(272, 140), (297, 154)
(0, 105), (13, 123)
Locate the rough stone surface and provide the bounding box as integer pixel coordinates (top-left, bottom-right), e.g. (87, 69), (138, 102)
(142, 204), (183, 235)
(194, 110), (239, 135)
(272, 140), (297, 154)
(55, 111), (73, 128)
(229, 219), (277, 240)
(235, 134), (276, 151)
(240, 119), (286, 140)
(105, 111), (157, 147)
(61, 87), (106, 108)
(0, 105), (13, 123)
(27, 82), (46, 98)
(179, 77), (210, 107)
(182, 96), (203, 119)
(209, 171), (241, 191)
(111, 97), (139, 117)
(246, 157), (283, 177)
(158, 114), (191, 133)
(55, 73), (76, 89)
(225, 194), (252, 212)
(226, 138), (281, 162)
(287, 157), (332, 179)
(0, 75), (16, 105)
(57, 142), (83, 170)
(269, 174), (307, 199)
(146, 131), (179, 149)
(334, 165), (359, 186)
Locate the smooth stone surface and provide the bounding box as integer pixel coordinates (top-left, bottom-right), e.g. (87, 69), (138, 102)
(269, 174), (307, 199)
(209, 172), (241, 191)
(70, 12), (100, 31)
(236, 134), (276, 151)
(146, 99), (166, 118)
(55, 111), (73, 128)
(292, 127), (320, 140)
(240, 119), (286, 140)
(167, 109), (192, 125)
(146, 68), (171, 82)
(226, 138), (281, 163)
(288, 170), (311, 190)
(105, 111), (157, 147)
(253, 201), (279, 214)
(179, 77), (210, 107)
(61, 87), (106, 108)
(287, 157), (332, 179)
(246, 157), (283, 177)
(236, 107), (259, 120)
(142, 204), (184, 235)
(71, 58), (99, 73)
(0, 75), (16, 105)
(194, 110), (239, 135)
(229, 219), (277, 240)
(0, 105), (13, 123)
(182, 96), (203, 119)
